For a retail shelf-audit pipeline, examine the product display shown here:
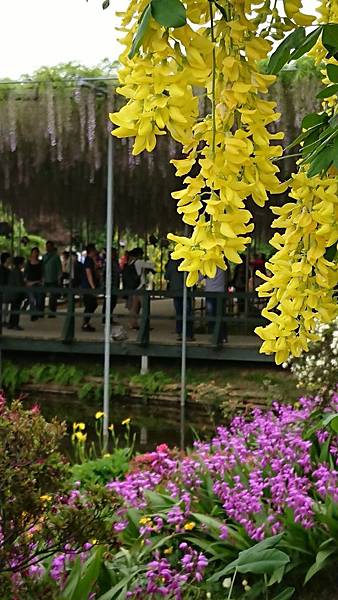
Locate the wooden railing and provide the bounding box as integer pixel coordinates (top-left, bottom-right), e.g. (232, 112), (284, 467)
(0, 285), (266, 348)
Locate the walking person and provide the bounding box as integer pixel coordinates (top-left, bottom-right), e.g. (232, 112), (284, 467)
(42, 241), (62, 317)
(24, 247), (44, 321)
(165, 257), (194, 341)
(102, 247), (120, 325)
(204, 266), (228, 344)
(0, 252), (11, 326)
(81, 243), (99, 332)
(123, 247), (155, 329)
(6, 256), (26, 330)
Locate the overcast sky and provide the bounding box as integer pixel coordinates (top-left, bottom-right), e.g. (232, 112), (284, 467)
(0, 0), (319, 79)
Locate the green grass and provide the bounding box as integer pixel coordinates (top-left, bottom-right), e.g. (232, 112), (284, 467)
(2, 355), (302, 407)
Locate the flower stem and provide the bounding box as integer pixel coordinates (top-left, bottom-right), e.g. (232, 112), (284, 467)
(209, 0), (216, 157)
(227, 567), (237, 600)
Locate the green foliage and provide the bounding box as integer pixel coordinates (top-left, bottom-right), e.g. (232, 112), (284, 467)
(70, 450), (130, 487)
(267, 27), (317, 75)
(0, 398), (67, 575)
(267, 23), (338, 177)
(60, 546), (104, 600)
(289, 316), (338, 399)
(129, 370), (172, 397)
(0, 202), (46, 257)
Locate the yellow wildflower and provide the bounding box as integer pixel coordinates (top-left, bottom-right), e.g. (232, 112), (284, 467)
(40, 494), (52, 503)
(73, 422), (85, 431)
(184, 521), (196, 531)
(95, 411), (105, 420)
(122, 418), (131, 426)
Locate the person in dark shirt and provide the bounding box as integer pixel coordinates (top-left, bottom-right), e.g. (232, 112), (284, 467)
(25, 247), (44, 321)
(6, 256), (26, 330)
(42, 240), (62, 316)
(0, 252), (11, 286)
(81, 243), (99, 332)
(0, 252), (11, 326)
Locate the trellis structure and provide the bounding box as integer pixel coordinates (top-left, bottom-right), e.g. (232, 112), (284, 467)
(0, 60), (321, 245)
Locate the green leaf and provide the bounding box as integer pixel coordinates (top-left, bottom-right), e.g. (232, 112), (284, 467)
(327, 64), (338, 83)
(307, 146), (335, 177)
(301, 113), (327, 129)
(285, 123), (322, 151)
(325, 244), (338, 262)
(317, 84), (338, 99)
(208, 556), (239, 581)
(268, 565), (285, 586)
(322, 413), (338, 433)
(306, 134), (338, 176)
(129, 4), (152, 59)
(191, 512), (222, 531)
(272, 588), (295, 600)
(304, 548), (336, 584)
(289, 26), (322, 61)
(239, 534), (284, 556)
(102, 0), (110, 8)
(71, 547), (104, 600)
(209, 540), (288, 582)
(151, 0), (186, 28)
(267, 28), (306, 74)
(61, 558), (82, 599)
(237, 548), (290, 575)
(144, 490), (176, 510)
(322, 23), (338, 59)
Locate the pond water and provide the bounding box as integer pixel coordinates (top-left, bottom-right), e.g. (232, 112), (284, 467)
(22, 392), (217, 455)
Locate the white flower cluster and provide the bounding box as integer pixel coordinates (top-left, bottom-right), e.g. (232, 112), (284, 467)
(289, 316), (338, 397)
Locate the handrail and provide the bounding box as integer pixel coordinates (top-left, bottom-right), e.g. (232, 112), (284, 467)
(0, 284), (266, 347)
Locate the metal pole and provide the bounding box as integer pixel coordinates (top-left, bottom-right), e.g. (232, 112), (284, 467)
(180, 270), (188, 450)
(103, 131), (114, 445)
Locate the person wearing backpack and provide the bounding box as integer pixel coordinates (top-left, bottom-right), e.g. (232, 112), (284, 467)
(123, 247), (154, 329)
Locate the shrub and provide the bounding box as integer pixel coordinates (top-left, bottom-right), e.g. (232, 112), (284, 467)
(289, 316), (338, 399)
(0, 395), (117, 597)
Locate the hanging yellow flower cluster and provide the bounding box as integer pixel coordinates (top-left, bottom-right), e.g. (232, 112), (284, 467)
(255, 173), (338, 364)
(111, 0), (337, 363)
(255, 0), (338, 363)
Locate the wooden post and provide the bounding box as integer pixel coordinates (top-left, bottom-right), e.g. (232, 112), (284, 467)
(61, 288), (75, 344)
(212, 293), (223, 348)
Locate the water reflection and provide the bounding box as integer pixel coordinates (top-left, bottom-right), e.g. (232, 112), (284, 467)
(22, 393), (216, 453)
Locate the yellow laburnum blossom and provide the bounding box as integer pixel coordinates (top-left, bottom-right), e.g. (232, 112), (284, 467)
(255, 172), (338, 364)
(113, 0), (336, 365)
(283, 0), (315, 26)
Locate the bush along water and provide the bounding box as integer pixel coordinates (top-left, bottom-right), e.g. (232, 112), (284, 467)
(3, 390), (338, 599)
(288, 316), (338, 400)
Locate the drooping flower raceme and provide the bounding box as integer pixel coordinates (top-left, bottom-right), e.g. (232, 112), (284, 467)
(111, 0), (337, 362)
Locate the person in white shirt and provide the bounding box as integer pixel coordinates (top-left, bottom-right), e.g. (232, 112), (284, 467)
(204, 266), (229, 343)
(122, 247), (155, 329)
